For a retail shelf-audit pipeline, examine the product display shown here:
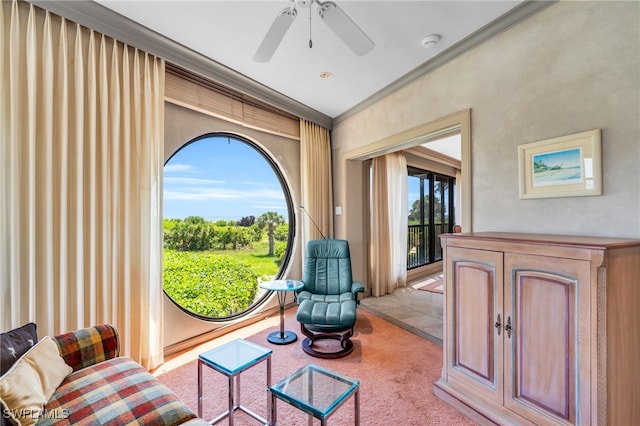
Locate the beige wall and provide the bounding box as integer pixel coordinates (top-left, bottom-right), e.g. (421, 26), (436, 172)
(163, 102), (303, 350)
(332, 2), (640, 285)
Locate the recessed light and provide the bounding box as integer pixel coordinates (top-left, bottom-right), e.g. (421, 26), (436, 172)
(421, 34), (441, 48)
(319, 71), (333, 79)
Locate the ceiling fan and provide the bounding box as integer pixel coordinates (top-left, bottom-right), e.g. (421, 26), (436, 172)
(253, 0), (375, 62)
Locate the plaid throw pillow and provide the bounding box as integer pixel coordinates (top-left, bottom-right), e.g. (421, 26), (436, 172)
(52, 324), (119, 372)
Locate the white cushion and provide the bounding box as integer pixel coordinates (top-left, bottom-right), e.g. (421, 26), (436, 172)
(0, 336), (72, 426)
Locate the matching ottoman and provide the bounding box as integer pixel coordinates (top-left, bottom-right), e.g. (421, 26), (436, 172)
(296, 299), (357, 359)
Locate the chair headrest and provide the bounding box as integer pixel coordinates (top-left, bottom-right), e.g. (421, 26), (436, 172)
(306, 239), (350, 259)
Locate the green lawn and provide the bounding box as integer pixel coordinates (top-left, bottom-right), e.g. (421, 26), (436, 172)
(209, 240), (280, 281)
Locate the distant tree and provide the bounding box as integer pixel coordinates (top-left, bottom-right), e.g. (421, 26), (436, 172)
(408, 198), (427, 224)
(256, 212), (285, 256)
(229, 226), (253, 250)
(216, 226), (234, 250)
(184, 216), (205, 224)
(237, 216), (255, 227)
(274, 224), (289, 242)
(164, 217), (216, 251)
(250, 225), (263, 242)
(408, 180), (447, 224)
(408, 195), (443, 224)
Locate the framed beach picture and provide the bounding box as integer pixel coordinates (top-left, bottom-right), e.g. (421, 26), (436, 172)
(518, 129), (602, 199)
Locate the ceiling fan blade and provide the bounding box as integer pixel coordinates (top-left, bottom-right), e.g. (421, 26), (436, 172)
(253, 6), (297, 62)
(317, 1), (374, 56)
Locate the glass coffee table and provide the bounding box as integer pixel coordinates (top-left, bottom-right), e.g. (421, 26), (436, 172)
(198, 339), (272, 425)
(270, 364), (360, 425)
(259, 279), (304, 344)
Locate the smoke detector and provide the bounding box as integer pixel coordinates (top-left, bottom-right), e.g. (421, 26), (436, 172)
(421, 34), (441, 48)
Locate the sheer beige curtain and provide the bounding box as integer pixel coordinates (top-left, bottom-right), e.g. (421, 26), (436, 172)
(0, 1), (165, 369)
(370, 152), (408, 296)
(300, 118), (333, 242)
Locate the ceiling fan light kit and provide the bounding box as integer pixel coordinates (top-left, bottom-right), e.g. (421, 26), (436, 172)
(254, 0), (375, 63)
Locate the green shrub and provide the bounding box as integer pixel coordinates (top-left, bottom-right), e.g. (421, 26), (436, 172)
(274, 224), (288, 241)
(164, 218), (216, 251)
(163, 250), (259, 317)
(274, 241), (287, 264)
(164, 217), (263, 252)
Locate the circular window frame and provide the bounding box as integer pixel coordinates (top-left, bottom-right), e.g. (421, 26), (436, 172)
(163, 132), (296, 321)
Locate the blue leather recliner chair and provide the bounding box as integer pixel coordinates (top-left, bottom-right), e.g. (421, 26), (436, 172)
(296, 239), (365, 358)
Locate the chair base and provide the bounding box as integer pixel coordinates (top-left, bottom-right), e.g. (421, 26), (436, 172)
(300, 323), (354, 359)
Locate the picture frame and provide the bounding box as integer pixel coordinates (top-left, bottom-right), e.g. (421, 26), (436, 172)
(518, 129), (602, 199)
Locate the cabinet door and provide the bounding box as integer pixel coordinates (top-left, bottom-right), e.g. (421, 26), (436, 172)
(504, 253), (591, 425)
(446, 247), (504, 404)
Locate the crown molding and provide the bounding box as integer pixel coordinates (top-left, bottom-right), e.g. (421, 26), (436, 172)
(333, 0), (556, 124)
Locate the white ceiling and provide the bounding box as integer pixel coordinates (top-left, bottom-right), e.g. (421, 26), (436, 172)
(423, 135), (461, 161)
(94, 0), (527, 119)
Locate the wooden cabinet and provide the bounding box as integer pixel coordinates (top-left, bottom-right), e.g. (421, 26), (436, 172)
(434, 232), (640, 426)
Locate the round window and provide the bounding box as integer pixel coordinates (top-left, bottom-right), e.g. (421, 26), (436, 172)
(163, 133), (294, 320)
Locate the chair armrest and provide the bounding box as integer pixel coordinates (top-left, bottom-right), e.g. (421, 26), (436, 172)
(351, 281), (365, 294)
(351, 281), (365, 303)
(52, 324), (120, 372)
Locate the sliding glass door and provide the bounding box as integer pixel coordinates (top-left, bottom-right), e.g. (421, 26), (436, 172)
(407, 167), (456, 269)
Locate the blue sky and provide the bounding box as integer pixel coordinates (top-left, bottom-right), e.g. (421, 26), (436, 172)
(533, 147), (581, 169)
(408, 176), (420, 211)
(163, 136), (288, 221)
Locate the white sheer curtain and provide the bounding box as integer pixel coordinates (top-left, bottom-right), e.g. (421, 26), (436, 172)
(1, 1), (165, 369)
(300, 118), (333, 243)
(370, 152), (408, 296)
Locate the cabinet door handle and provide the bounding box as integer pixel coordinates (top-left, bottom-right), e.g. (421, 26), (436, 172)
(494, 314), (501, 336)
(505, 316), (512, 338)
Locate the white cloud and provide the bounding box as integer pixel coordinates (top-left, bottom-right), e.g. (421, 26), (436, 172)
(164, 177), (224, 185)
(164, 163), (197, 173)
(242, 180), (279, 186)
(164, 187), (285, 201)
(251, 203), (288, 211)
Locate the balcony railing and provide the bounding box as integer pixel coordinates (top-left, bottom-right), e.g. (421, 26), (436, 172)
(407, 223), (449, 269)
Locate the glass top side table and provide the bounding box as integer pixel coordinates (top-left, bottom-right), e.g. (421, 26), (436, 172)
(198, 338), (272, 425)
(259, 279), (304, 345)
(270, 363), (360, 425)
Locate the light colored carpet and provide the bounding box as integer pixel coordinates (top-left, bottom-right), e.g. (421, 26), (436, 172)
(155, 308), (475, 425)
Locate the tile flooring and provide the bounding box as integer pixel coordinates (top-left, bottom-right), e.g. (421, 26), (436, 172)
(359, 278), (443, 345)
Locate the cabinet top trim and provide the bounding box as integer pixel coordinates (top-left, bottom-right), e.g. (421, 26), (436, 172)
(441, 232), (640, 250)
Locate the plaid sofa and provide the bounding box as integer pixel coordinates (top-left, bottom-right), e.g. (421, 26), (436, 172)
(37, 324), (206, 426)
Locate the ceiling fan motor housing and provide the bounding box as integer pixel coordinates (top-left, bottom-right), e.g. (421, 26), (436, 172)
(255, 0), (374, 62)
(295, 0), (314, 8)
